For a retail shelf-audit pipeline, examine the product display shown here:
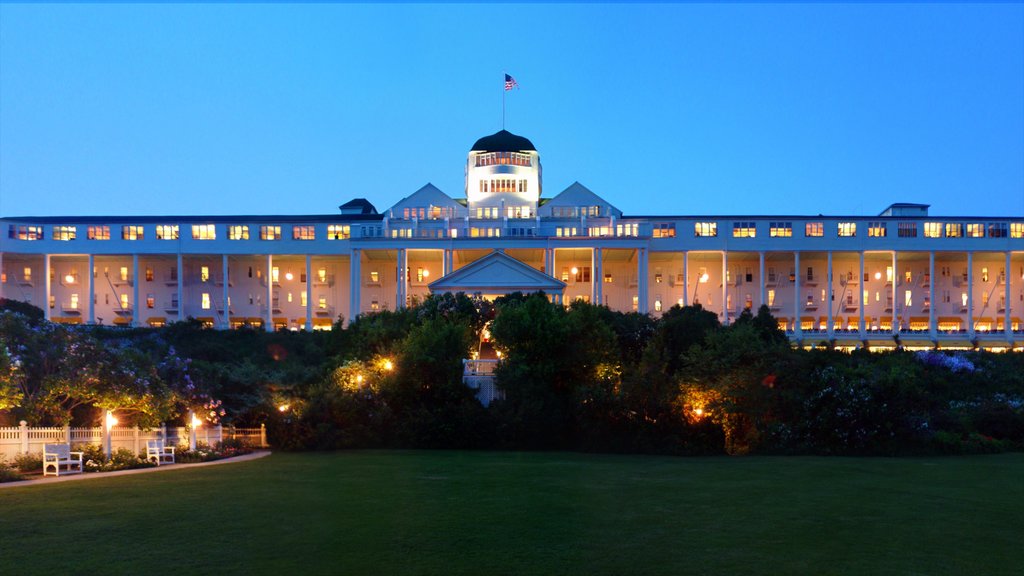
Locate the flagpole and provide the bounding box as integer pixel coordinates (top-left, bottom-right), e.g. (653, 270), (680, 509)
(502, 72), (506, 130)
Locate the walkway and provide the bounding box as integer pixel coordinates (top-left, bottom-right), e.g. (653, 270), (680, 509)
(0, 450), (271, 490)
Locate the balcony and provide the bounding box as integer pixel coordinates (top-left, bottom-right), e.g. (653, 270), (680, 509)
(163, 301), (179, 313)
(314, 306), (336, 317)
(60, 302), (82, 314)
(313, 274), (335, 287)
(164, 274), (179, 286)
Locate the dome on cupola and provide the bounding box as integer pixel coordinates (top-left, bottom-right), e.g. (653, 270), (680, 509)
(470, 130), (537, 152)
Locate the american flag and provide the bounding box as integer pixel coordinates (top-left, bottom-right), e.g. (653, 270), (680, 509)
(504, 74), (519, 91)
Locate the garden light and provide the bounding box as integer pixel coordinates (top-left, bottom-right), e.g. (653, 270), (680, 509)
(356, 374), (364, 384)
(191, 414), (203, 428)
(105, 411), (118, 428)
(278, 404), (290, 412)
(383, 359), (394, 371)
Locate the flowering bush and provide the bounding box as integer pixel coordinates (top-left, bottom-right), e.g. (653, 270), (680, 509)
(74, 445), (156, 473)
(915, 350), (976, 373)
(13, 452), (43, 473)
(175, 441), (252, 464)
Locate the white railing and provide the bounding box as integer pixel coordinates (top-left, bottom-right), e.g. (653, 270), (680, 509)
(0, 422), (268, 460)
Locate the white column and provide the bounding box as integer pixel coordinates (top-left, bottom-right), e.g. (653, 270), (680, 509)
(544, 248), (554, 278)
(637, 247), (649, 314)
(265, 254), (274, 332)
(44, 254), (51, 321)
(132, 254), (140, 327)
(929, 252), (937, 340)
(794, 252), (802, 340)
(891, 251), (898, 334)
(305, 255), (313, 331)
(859, 252), (866, 336)
(223, 254), (231, 329)
(349, 249), (361, 322)
(758, 251), (766, 311)
(721, 251), (729, 325)
(683, 251), (689, 306)
(593, 248), (602, 305)
(176, 253), (184, 322)
(396, 248), (406, 309)
(444, 249), (454, 276)
(967, 252), (974, 338)
(827, 251), (834, 337)
(1006, 251), (1013, 343)
(88, 254), (95, 324)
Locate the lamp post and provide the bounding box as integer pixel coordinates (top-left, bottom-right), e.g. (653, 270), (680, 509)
(189, 410), (200, 451)
(103, 410), (118, 459)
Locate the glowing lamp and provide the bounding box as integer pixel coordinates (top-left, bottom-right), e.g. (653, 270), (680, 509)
(571, 267), (579, 276)
(191, 414), (203, 428)
(383, 359), (394, 371)
(64, 274), (76, 284)
(105, 411), (118, 428)
(700, 273), (709, 283)
(422, 269), (430, 278)
(874, 272), (882, 280)
(285, 272), (294, 281)
(356, 374), (364, 384)
(278, 404), (290, 412)
(693, 408), (704, 417)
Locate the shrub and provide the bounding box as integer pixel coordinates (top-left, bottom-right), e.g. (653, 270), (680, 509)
(14, 452), (43, 473)
(0, 456), (24, 483)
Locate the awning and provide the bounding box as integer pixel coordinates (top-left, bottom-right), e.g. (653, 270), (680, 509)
(51, 316), (83, 325)
(909, 317), (929, 323)
(938, 316), (962, 324)
(313, 318), (333, 327)
(146, 317), (167, 327)
(112, 317), (131, 326)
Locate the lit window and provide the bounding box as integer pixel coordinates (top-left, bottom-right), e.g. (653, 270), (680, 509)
(229, 225), (249, 240)
(905, 290), (912, 307)
(966, 223), (985, 238)
(604, 273), (613, 283)
(52, 226), (77, 241)
(317, 268), (327, 283)
(8, 225), (44, 240)
(837, 222), (857, 237)
(945, 223), (963, 238)
(192, 224), (216, 240)
(122, 225), (144, 240)
(327, 225), (350, 240)
(120, 267), (129, 282)
(805, 222), (823, 237)
(87, 226), (110, 240)
(156, 225), (179, 240)
(300, 291), (308, 307)
(201, 266), (210, 282)
(1011, 223), (1024, 239)
(615, 223), (638, 237)
(898, 222), (917, 238)
(769, 222), (792, 237)
(293, 226), (315, 240)
(260, 226), (282, 240)
(924, 222), (942, 238)
(652, 223), (676, 238)
(145, 268), (154, 282)
(732, 222), (756, 238)
(318, 296), (327, 310)
(695, 222), (718, 237)
(867, 222), (886, 237)
(654, 299), (662, 312)
(120, 293), (130, 310)
(767, 289), (775, 307)
(202, 293), (211, 310)
(369, 271), (379, 284)
(147, 294), (155, 309)
(272, 267), (280, 283)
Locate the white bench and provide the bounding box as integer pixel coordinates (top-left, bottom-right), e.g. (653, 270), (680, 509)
(146, 440), (175, 465)
(43, 443), (84, 477)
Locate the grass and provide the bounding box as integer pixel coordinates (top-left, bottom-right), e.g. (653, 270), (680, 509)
(1, 451), (1022, 576)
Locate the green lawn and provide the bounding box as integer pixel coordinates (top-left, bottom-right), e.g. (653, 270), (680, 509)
(1, 451), (1021, 575)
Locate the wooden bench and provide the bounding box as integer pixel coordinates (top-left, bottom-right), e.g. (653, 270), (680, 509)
(43, 443), (84, 477)
(146, 440), (175, 465)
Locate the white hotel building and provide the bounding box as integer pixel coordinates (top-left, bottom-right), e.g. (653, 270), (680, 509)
(2, 130), (1023, 350)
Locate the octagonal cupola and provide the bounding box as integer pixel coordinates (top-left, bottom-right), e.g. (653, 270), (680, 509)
(465, 130), (542, 218)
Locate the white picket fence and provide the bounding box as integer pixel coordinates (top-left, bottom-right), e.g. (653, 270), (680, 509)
(0, 422), (267, 460)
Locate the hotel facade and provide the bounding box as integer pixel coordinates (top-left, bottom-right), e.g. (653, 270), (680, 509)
(2, 130), (1023, 350)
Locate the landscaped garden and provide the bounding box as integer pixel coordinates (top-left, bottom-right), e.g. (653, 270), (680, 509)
(1, 450), (1022, 575)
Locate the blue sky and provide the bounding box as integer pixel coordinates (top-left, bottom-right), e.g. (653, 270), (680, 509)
(1, 3), (1021, 218)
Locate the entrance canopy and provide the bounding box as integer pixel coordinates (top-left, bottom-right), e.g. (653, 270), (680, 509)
(428, 250), (565, 299)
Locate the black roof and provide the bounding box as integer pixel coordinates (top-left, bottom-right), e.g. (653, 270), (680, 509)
(471, 130), (536, 152)
(338, 198), (378, 214)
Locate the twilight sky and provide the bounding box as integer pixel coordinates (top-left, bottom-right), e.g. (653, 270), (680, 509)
(1, 4), (1022, 219)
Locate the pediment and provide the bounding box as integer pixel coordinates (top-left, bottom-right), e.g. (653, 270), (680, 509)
(428, 251), (565, 293)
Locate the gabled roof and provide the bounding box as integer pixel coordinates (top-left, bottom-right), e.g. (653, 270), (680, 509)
(428, 250), (565, 294)
(388, 183), (463, 217)
(540, 182), (622, 217)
